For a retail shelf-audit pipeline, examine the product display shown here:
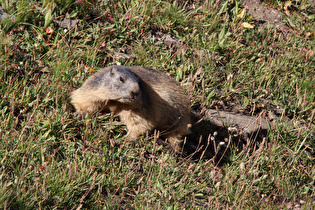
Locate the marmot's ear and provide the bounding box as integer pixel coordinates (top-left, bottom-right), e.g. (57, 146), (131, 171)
(110, 67), (117, 76)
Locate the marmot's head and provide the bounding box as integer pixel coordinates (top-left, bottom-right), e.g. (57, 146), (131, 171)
(105, 66), (142, 105)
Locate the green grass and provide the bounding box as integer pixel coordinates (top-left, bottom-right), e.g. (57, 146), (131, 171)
(0, 0), (314, 208)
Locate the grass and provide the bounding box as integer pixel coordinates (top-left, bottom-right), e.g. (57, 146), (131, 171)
(0, 0), (314, 209)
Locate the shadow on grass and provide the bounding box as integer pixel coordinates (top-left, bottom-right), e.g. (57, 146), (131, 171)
(182, 111), (268, 165)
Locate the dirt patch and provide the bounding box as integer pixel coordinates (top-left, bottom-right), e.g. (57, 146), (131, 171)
(243, 0), (286, 30)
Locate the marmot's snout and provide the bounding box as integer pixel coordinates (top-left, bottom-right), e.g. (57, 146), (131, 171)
(130, 90), (139, 99)
(128, 84), (141, 102)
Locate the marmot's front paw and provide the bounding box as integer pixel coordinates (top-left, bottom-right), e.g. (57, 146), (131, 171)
(73, 111), (86, 120)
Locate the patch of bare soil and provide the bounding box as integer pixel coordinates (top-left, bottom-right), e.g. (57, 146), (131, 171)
(243, 0), (287, 30)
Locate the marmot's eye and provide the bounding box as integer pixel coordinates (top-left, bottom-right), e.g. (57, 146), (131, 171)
(119, 77), (125, 83)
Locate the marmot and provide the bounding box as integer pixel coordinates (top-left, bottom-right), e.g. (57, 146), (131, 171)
(71, 66), (191, 151)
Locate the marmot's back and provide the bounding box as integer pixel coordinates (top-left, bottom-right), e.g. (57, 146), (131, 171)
(127, 66), (190, 112)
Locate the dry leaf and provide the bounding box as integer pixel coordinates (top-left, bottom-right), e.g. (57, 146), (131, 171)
(44, 26), (54, 34)
(237, 8), (246, 20)
(305, 31), (311, 39)
(242, 22), (254, 29)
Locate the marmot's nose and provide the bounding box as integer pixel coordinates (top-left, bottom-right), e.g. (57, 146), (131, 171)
(130, 90), (139, 99)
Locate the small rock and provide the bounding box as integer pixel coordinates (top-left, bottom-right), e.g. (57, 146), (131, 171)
(57, 18), (80, 29)
(163, 34), (178, 47)
(205, 109), (269, 141)
(0, 6), (8, 21)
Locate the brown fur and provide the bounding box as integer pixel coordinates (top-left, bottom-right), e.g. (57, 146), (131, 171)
(71, 66), (191, 151)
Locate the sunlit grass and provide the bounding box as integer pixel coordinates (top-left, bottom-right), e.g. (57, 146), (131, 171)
(0, 0), (314, 208)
